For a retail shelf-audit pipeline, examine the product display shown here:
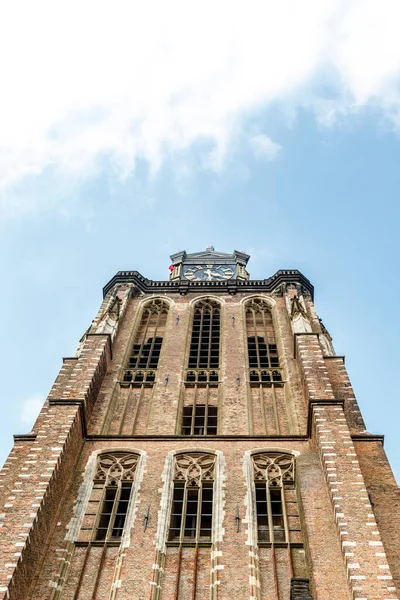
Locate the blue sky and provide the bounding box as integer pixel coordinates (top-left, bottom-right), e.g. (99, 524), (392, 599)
(0, 1), (399, 481)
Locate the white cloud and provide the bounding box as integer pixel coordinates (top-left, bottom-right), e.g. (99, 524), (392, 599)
(0, 0), (400, 195)
(249, 135), (282, 161)
(20, 394), (44, 426)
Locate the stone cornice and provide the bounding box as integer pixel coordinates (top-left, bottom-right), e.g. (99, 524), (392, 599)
(103, 269), (314, 299)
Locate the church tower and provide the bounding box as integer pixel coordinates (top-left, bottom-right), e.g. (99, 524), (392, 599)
(0, 248), (399, 600)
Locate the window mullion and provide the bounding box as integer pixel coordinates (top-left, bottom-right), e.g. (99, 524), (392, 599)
(180, 484), (189, 543)
(208, 309), (213, 369)
(196, 484), (203, 543)
(136, 309), (151, 368)
(266, 483), (274, 544)
(216, 309), (220, 369)
(191, 386), (197, 436)
(146, 308), (161, 368)
(252, 309), (260, 368)
(204, 384), (209, 435)
(197, 310), (204, 368)
(107, 482), (122, 541)
(92, 485), (106, 542)
(281, 486), (290, 543)
(261, 309), (271, 369)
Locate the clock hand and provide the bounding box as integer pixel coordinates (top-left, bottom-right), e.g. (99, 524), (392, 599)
(210, 270), (231, 280)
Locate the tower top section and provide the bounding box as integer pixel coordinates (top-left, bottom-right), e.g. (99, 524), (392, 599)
(103, 246), (313, 298)
(169, 247), (250, 282)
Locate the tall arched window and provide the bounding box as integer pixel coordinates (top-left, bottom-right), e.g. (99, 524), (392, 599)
(151, 451), (223, 600)
(245, 298), (281, 384)
(188, 299), (220, 371)
(124, 298), (169, 384)
(181, 299), (221, 436)
(80, 452), (139, 543)
(253, 453), (299, 544)
(52, 452), (141, 600)
(102, 299), (169, 435)
(168, 452), (216, 543)
(245, 452), (310, 599)
(245, 299), (288, 435)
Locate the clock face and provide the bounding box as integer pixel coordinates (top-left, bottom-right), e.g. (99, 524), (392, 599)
(183, 264), (235, 281)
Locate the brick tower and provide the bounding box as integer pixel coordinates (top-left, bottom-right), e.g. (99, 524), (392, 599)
(0, 247), (399, 600)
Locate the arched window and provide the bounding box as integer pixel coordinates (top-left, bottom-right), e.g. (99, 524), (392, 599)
(245, 298), (281, 384)
(124, 299), (169, 384)
(151, 451), (223, 599)
(168, 452), (216, 543)
(50, 452), (142, 600)
(245, 300), (287, 435)
(188, 299), (220, 370)
(252, 453), (299, 544)
(247, 452), (310, 598)
(79, 452), (139, 543)
(181, 300), (221, 436)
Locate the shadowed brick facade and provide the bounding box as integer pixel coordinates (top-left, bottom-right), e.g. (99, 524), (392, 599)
(0, 248), (399, 600)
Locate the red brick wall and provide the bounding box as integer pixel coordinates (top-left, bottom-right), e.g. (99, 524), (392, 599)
(0, 286), (398, 600)
(356, 440), (400, 593)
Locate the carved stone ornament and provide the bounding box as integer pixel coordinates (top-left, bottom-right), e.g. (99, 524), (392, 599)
(253, 453), (295, 487)
(285, 282), (302, 296)
(284, 290), (312, 334)
(94, 452), (139, 485)
(174, 453), (216, 486)
(292, 312), (312, 334)
(245, 297), (271, 314)
(130, 285), (142, 299)
(290, 296), (306, 319)
(95, 296), (122, 335)
(272, 284), (284, 296)
(144, 298), (169, 316)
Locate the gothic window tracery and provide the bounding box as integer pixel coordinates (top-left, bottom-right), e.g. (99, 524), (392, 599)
(81, 452), (139, 543)
(245, 298), (282, 384)
(168, 452), (216, 544)
(253, 453), (300, 544)
(123, 299), (169, 384)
